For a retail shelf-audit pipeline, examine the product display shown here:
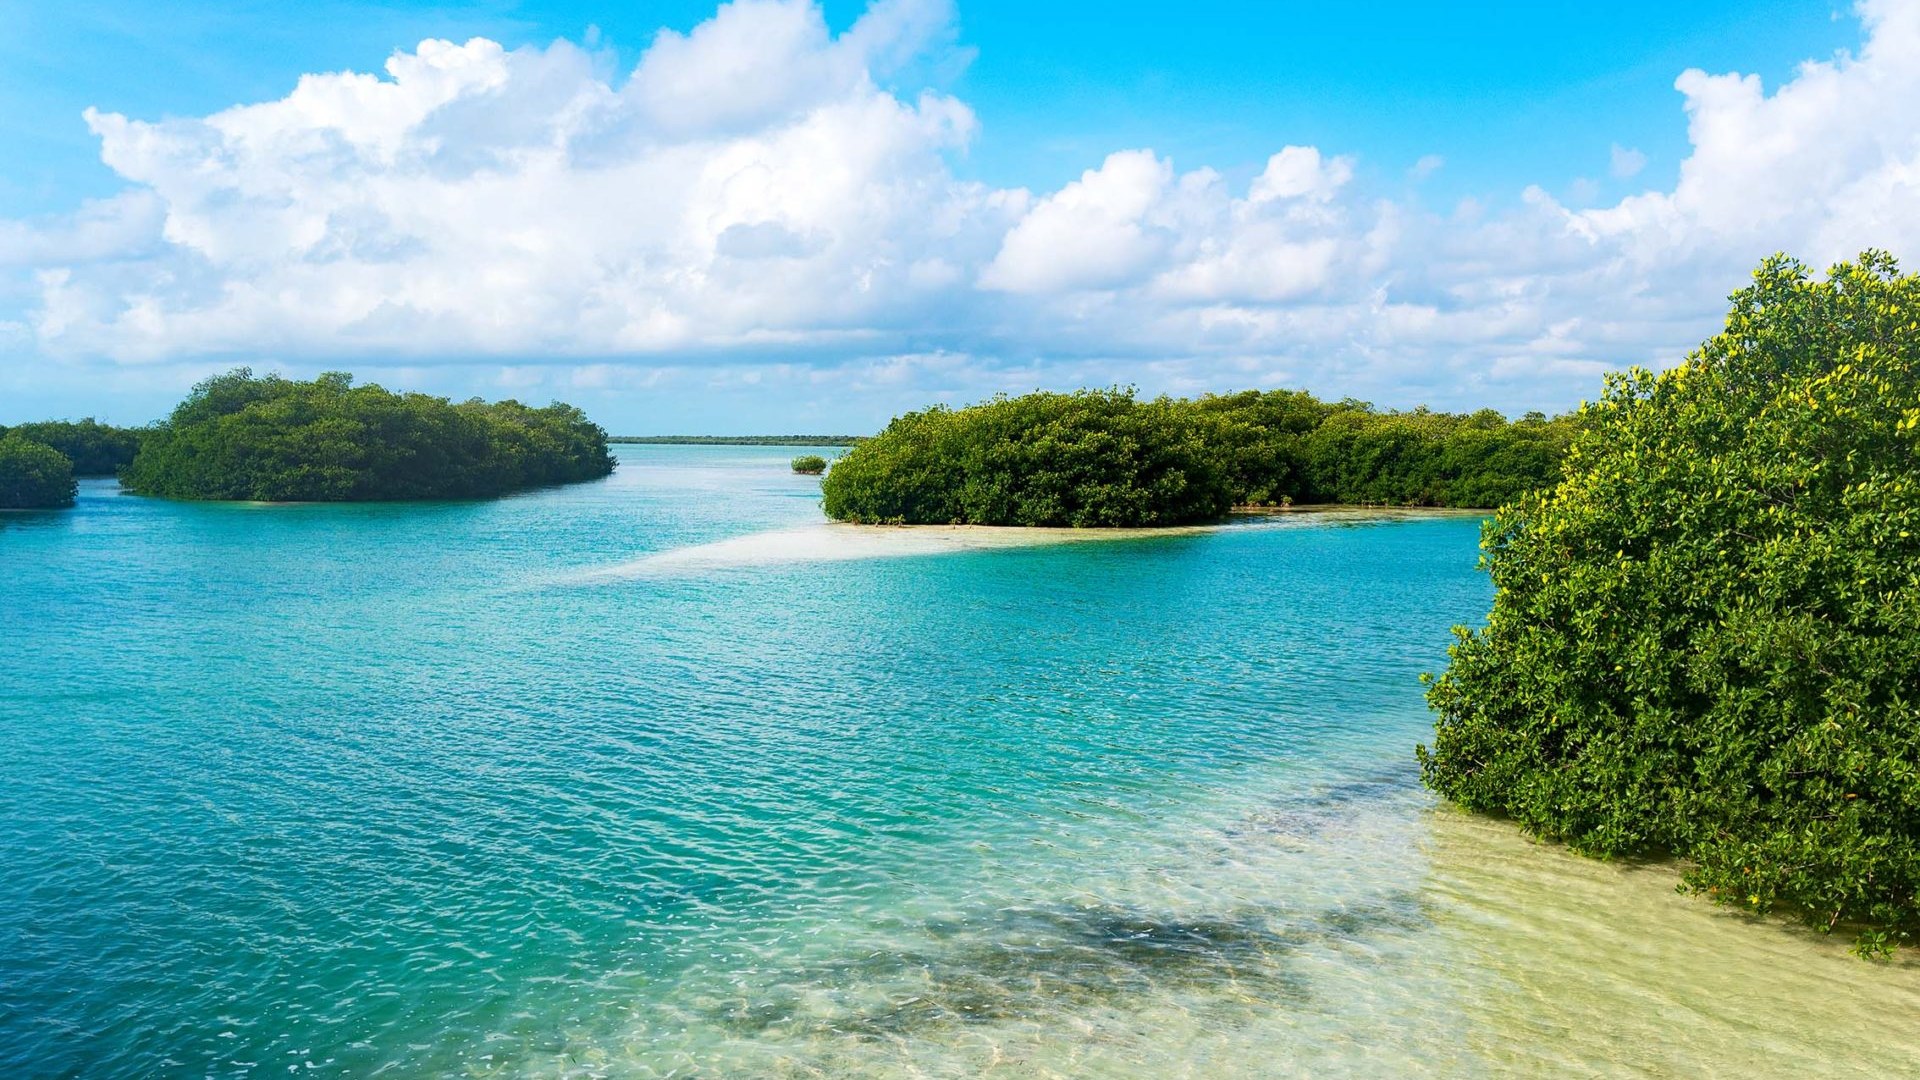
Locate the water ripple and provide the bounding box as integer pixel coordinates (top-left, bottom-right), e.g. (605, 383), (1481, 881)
(4, 449), (1915, 1078)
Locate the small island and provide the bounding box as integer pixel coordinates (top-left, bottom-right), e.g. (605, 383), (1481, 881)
(120, 369), (616, 502)
(790, 454), (828, 475)
(819, 387), (1576, 527)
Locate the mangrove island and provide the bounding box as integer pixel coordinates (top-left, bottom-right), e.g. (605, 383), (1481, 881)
(119, 369), (616, 502)
(819, 386), (1577, 527)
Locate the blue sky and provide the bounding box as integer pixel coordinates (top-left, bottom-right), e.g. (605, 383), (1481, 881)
(0, 0), (1855, 212)
(0, 0), (1908, 432)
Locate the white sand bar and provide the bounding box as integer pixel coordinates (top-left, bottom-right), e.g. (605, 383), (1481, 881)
(579, 522), (1209, 579)
(575, 508), (1477, 581)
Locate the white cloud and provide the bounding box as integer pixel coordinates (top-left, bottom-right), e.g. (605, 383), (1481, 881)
(979, 150), (1175, 293)
(16, 0), (998, 366)
(1570, 0), (1920, 267)
(5, 0), (1920, 422)
(1608, 144), (1647, 180)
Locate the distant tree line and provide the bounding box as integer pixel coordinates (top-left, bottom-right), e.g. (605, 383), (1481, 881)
(120, 370), (616, 501)
(817, 388), (1579, 527)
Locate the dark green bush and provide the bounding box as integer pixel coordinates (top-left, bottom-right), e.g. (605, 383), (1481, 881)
(821, 386), (1576, 526)
(1187, 389), (1336, 505)
(0, 419), (144, 475)
(1420, 252), (1920, 955)
(0, 435), (78, 509)
(1278, 405), (1575, 507)
(821, 389), (1233, 526)
(120, 369), (616, 502)
(791, 455), (828, 475)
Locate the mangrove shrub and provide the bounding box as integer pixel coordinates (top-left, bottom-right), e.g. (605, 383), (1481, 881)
(1419, 252), (1920, 954)
(822, 387), (1578, 525)
(1186, 391), (1579, 508)
(121, 369), (616, 501)
(1187, 389), (1339, 505)
(0, 434), (78, 509)
(791, 454), (828, 475)
(821, 389), (1233, 526)
(0, 419), (144, 476)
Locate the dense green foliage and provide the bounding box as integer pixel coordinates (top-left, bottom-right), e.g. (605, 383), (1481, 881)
(609, 435), (860, 445)
(820, 387), (1576, 526)
(0, 418), (145, 475)
(1420, 253), (1920, 955)
(120, 370), (615, 502)
(822, 389), (1233, 526)
(0, 434), (78, 509)
(1299, 406), (1572, 507)
(1195, 392), (1577, 508)
(791, 454), (828, 475)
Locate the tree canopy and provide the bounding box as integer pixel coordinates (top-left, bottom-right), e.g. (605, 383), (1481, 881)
(0, 419), (144, 476)
(820, 387), (1578, 527)
(119, 370), (616, 502)
(0, 435), (78, 509)
(1420, 252), (1920, 955)
(821, 389), (1235, 527)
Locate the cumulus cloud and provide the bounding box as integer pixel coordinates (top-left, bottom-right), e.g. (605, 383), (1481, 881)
(5, 0), (1920, 419)
(980, 150), (1177, 293)
(18, 0), (1000, 365)
(1608, 144), (1647, 180)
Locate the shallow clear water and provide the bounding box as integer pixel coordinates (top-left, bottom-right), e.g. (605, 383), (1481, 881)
(3, 446), (1916, 1078)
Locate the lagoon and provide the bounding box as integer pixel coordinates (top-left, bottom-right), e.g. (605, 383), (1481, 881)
(3, 445), (1917, 1077)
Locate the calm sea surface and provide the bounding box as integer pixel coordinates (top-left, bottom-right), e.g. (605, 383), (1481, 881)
(4, 445), (1917, 1078)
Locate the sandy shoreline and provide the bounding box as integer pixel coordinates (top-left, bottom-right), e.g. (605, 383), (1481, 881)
(568, 507), (1479, 581)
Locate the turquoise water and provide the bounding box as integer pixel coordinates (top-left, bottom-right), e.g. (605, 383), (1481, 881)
(5, 446), (1918, 1078)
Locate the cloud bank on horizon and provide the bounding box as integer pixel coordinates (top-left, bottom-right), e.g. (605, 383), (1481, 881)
(4, 0), (1920, 424)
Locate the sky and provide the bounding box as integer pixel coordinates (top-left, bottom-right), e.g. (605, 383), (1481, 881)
(0, 0), (1908, 433)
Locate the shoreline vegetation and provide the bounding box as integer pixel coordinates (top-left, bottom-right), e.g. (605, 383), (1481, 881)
(819, 386), (1576, 527)
(0, 418), (145, 509)
(0, 418), (144, 476)
(1421, 252), (1920, 956)
(0, 434), (78, 510)
(120, 370), (615, 502)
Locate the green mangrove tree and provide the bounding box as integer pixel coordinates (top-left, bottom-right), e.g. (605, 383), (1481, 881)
(0, 434), (78, 509)
(1420, 252), (1920, 955)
